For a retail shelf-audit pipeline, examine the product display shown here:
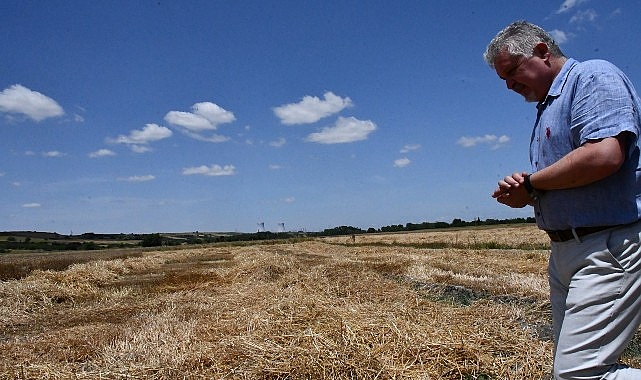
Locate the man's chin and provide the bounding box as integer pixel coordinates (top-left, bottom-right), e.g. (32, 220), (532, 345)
(522, 92), (539, 103)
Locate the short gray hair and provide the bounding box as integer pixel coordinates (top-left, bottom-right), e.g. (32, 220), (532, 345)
(483, 20), (565, 68)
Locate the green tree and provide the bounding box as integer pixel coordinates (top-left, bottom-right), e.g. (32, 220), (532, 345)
(140, 233), (163, 247)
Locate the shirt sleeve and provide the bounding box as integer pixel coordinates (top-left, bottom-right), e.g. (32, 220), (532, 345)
(570, 65), (639, 150)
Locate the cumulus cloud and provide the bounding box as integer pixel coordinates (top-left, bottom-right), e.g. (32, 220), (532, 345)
(181, 131), (230, 143)
(305, 116), (377, 144)
(400, 144), (421, 153)
(42, 151), (65, 158)
(119, 175), (155, 183)
(182, 164), (236, 176)
(570, 9), (598, 24)
(269, 137), (287, 148)
(0, 84), (64, 122)
(22, 203), (41, 208)
(89, 149), (116, 158)
(556, 0), (587, 14)
(394, 158), (411, 168)
(108, 123), (173, 152)
(549, 29), (571, 44)
(273, 91), (353, 125)
(165, 102), (235, 131)
(165, 102), (235, 142)
(457, 134), (510, 149)
(130, 145), (152, 153)
(165, 111), (212, 131)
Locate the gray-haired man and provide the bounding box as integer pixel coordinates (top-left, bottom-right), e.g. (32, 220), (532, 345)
(485, 20), (641, 379)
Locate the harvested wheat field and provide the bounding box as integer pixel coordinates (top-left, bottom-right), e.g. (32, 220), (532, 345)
(1, 224), (640, 379)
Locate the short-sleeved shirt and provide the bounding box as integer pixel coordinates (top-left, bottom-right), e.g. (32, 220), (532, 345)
(531, 58), (641, 230)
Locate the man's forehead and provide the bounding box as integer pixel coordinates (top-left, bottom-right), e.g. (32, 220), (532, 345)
(495, 49), (520, 64)
(494, 50), (520, 77)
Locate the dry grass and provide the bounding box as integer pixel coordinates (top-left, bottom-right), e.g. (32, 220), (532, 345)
(0, 224), (638, 379)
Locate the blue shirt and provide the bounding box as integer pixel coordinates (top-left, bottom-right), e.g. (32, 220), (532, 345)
(531, 58), (641, 230)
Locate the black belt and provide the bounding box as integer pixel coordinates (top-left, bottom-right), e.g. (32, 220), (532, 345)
(545, 225), (618, 242)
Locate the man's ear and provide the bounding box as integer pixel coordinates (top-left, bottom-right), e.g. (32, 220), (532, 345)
(533, 42), (550, 61)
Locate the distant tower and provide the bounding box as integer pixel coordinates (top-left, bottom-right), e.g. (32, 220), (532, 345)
(277, 222), (285, 233)
(257, 222), (265, 232)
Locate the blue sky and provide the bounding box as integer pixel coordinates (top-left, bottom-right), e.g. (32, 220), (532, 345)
(1, 1), (639, 233)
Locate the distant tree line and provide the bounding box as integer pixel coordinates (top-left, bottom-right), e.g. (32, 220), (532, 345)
(318, 217), (536, 236)
(0, 217), (535, 251)
(0, 231), (147, 252)
(0, 237), (107, 252)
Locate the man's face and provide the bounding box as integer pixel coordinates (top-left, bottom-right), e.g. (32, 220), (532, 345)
(493, 49), (552, 103)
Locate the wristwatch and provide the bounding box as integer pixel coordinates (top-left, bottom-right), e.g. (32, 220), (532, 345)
(523, 174), (541, 200)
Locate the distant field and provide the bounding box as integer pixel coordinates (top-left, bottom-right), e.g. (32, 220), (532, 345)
(1, 224), (639, 379)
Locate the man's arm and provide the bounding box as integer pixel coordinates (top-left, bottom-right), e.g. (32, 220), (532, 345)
(528, 133), (628, 190)
(493, 133), (629, 208)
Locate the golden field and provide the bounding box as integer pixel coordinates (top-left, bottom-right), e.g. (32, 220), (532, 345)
(0, 224), (639, 379)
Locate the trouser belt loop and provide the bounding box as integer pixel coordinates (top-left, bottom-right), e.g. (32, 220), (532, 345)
(571, 228), (581, 243)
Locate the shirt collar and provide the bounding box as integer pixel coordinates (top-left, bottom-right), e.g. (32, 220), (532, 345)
(537, 58), (578, 109)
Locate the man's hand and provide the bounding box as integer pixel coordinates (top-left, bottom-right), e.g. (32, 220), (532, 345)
(490, 135), (628, 209)
(492, 172), (531, 208)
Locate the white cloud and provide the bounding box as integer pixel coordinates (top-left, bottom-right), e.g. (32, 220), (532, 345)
(394, 158), (411, 168)
(0, 84), (64, 122)
(112, 123), (173, 144)
(108, 123), (172, 152)
(130, 145), (153, 153)
(180, 130), (230, 143)
(89, 149), (116, 158)
(165, 102), (235, 131)
(305, 116), (377, 144)
(608, 9), (622, 19)
(182, 164), (236, 176)
(0, 171), (4, 177)
(273, 91), (353, 125)
(556, 0), (587, 14)
(457, 134), (510, 149)
(165, 102), (235, 142)
(22, 203), (41, 208)
(282, 197), (296, 203)
(119, 175), (155, 183)
(43, 151), (65, 158)
(570, 9), (598, 24)
(269, 164), (282, 170)
(192, 102), (236, 125)
(269, 137), (287, 148)
(549, 29), (571, 44)
(400, 144), (421, 153)
(165, 111), (212, 131)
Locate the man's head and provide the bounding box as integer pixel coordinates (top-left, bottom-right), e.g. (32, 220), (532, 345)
(484, 21), (566, 102)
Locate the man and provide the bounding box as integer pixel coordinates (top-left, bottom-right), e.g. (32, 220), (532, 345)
(484, 21), (641, 379)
